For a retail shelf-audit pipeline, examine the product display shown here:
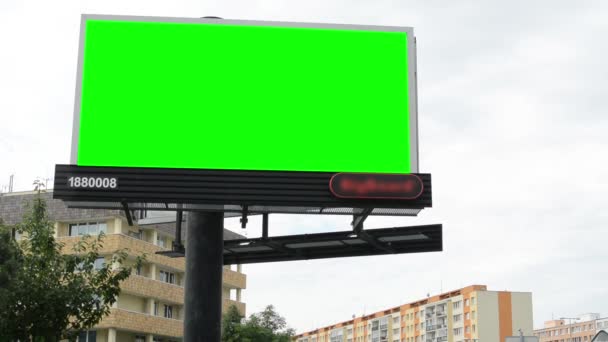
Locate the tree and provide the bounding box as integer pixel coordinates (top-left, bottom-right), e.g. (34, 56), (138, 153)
(253, 305), (287, 332)
(0, 220), (22, 288)
(222, 304), (245, 342)
(0, 220), (23, 318)
(0, 193), (143, 341)
(222, 304), (295, 342)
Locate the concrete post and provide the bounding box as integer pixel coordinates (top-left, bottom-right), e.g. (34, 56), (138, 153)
(147, 298), (156, 315)
(108, 328), (117, 342)
(149, 263), (157, 280)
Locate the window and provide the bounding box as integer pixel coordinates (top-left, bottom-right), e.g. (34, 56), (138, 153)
(160, 270), (176, 284)
(453, 301), (462, 310)
(93, 257), (105, 270)
(472, 311), (476, 320)
(465, 312), (470, 320)
(76, 257), (105, 272)
(472, 325), (476, 333)
(154, 301), (159, 316)
(330, 329), (344, 342)
(78, 331), (97, 342)
(136, 264), (142, 276)
(471, 297), (476, 305)
(164, 304), (173, 318)
(465, 326), (470, 334)
(465, 299), (470, 306)
(69, 222), (107, 236)
(135, 336), (146, 342)
(454, 314), (462, 322)
(129, 229), (143, 240)
(454, 328), (463, 336)
(156, 235), (166, 248)
(92, 294), (104, 309)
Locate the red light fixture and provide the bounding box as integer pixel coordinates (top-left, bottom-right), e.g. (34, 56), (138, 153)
(329, 173), (424, 200)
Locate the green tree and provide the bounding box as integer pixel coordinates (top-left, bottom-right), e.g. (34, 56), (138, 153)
(0, 194), (143, 341)
(222, 304), (244, 342)
(222, 304), (295, 342)
(0, 220), (23, 319)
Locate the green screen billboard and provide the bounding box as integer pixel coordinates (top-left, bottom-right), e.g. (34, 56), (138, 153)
(72, 15), (419, 173)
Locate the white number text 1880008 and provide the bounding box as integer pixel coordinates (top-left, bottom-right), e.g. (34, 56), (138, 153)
(67, 177), (117, 189)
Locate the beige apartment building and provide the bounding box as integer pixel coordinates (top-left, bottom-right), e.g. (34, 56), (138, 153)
(534, 313), (608, 342)
(294, 285), (533, 342)
(0, 191), (247, 342)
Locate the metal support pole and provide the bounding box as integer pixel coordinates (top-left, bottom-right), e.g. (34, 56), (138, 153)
(184, 211), (224, 342)
(262, 213), (269, 239)
(175, 210), (183, 245)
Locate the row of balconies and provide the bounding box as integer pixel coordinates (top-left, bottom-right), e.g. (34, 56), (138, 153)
(57, 231), (247, 338)
(426, 324), (447, 332)
(425, 307), (446, 317)
(58, 233), (246, 290)
(426, 336), (448, 342)
(96, 299), (245, 338)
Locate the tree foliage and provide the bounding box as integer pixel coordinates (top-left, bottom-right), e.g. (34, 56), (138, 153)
(0, 194), (143, 341)
(222, 304), (295, 342)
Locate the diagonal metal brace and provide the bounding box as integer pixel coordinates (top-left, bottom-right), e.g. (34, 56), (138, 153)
(352, 208), (393, 253)
(121, 201), (134, 226)
(352, 208), (373, 233)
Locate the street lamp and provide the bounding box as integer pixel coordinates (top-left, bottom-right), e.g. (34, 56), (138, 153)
(560, 317), (580, 337)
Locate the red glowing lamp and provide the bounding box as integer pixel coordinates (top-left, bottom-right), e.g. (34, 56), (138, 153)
(329, 173), (424, 200)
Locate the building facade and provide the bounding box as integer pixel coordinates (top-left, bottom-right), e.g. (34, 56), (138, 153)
(534, 313), (608, 342)
(294, 285), (533, 342)
(0, 191), (247, 342)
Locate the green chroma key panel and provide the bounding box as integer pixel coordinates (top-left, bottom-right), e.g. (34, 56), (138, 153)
(72, 15), (419, 174)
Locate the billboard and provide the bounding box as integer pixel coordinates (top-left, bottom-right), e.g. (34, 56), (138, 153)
(71, 15), (418, 174)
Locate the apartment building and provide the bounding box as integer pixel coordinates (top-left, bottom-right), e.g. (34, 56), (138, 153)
(0, 191), (247, 342)
(534, 313), (608, 342)
(294, 285), (533, 342)
(597, 317), (608, 335)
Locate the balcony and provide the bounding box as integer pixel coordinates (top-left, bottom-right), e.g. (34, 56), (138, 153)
(96, 308), (182, 337)
(426, 324), (447, 332)
(58, 234), (184, 270)
(96, 301), (243, 336)
(224, 268), (247, 289)
(58, 234), (246, 289)
(121, 275), (183, 304)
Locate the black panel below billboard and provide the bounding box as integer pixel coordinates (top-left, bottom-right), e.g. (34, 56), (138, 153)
(221, 224), (442, 264)
(53, 165), (432, 216)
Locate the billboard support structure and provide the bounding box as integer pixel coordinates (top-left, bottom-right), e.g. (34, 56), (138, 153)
(184, 211), (224, 342)
(52, 14), (442, 342)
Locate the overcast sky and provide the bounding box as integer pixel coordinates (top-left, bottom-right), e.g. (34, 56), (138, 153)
(1, 0), (607, 334)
